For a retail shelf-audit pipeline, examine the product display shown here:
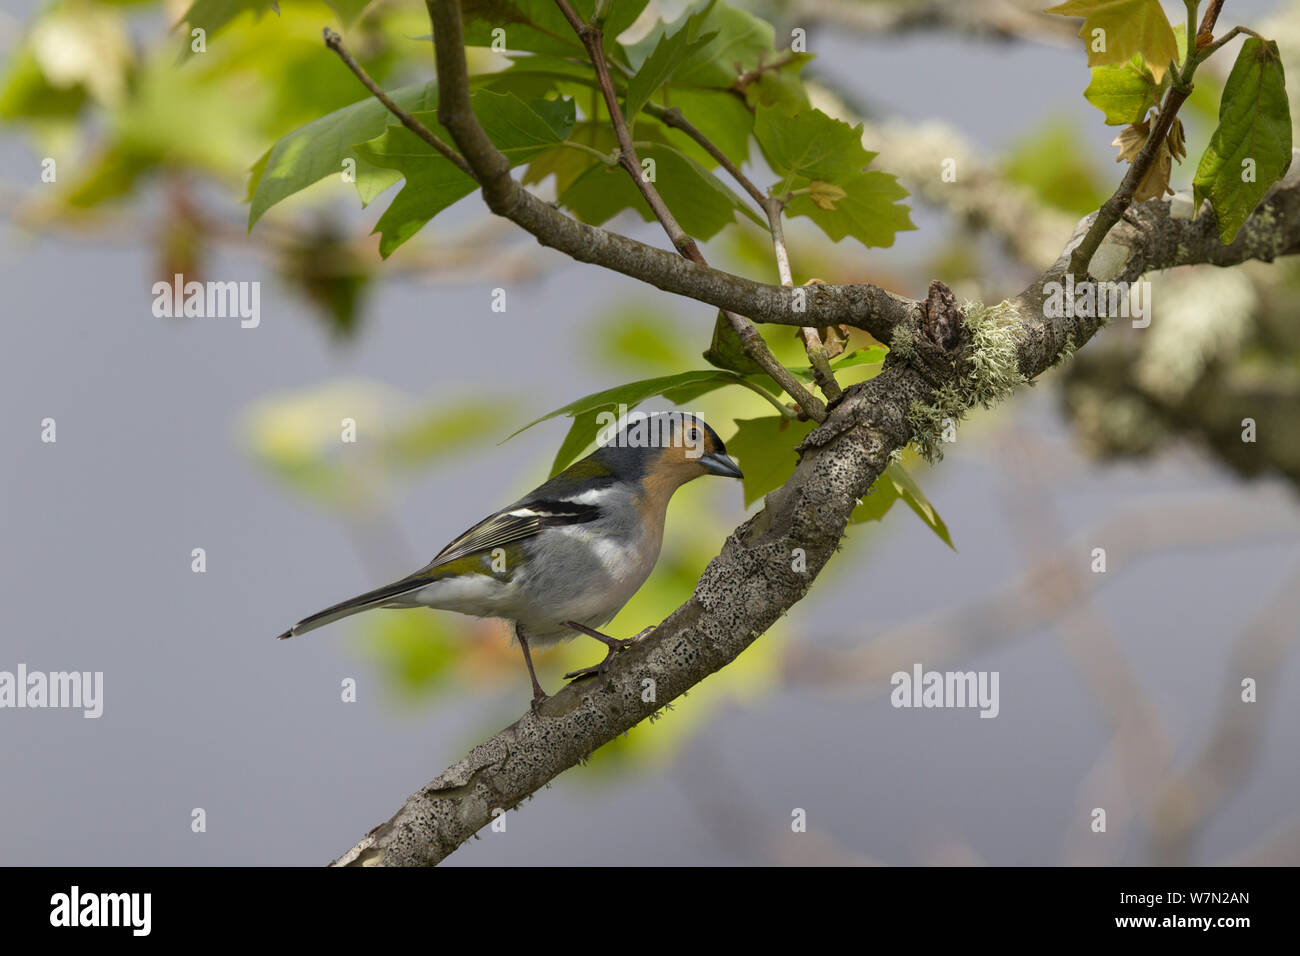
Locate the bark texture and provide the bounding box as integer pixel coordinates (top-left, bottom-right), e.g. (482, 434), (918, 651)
(334, 165), (1300, 866)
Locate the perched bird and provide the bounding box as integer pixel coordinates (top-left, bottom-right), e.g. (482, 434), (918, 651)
(276, 412), (743, 708)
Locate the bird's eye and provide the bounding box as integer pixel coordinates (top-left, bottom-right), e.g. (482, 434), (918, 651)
(686, 427), (699, 443)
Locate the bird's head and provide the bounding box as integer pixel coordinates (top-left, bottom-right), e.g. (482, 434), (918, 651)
(593, 412), (743, 495)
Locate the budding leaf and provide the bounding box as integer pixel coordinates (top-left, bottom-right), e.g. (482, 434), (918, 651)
(808, 180), (847, 210)
(1193, 37), (1293, 243)
(787, 170), (914, 248)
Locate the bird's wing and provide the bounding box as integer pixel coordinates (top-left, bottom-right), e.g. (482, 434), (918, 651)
(415, 499), (603, 574)
(277, 499), (603, 640)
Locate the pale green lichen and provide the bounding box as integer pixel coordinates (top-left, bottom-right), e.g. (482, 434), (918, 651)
(906, 299), (1029, 461)
(1050, 330), (1080, 369)
(889, 322), (918, 363)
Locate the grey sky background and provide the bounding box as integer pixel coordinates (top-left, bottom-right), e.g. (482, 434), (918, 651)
(1, 0), (1297, 866)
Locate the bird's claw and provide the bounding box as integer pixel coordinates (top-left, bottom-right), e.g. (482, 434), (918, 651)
(563, 626), (655, 682)
(563, 654), (617, 681)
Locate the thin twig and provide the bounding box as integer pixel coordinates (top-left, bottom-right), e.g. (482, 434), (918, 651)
(322, 29), (475, 180)
(553, 0), (827, 421)
(1067, 0), (1229, 276)
(733, 51), (798, 90)
(643, 103), (767, 207)
(637, 100), (841, 400)
(1197, 24), (1259, 59)
(553, 0), (700, 259)
(765, 199), (842, 402)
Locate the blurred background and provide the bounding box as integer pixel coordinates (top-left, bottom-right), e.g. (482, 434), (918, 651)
(2, 0), (1298, 866)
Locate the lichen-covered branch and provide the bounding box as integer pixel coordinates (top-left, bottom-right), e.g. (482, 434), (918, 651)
(332, 164), (1300, 866)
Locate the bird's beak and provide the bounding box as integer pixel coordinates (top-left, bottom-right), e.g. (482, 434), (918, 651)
(700, 451), (744, 479)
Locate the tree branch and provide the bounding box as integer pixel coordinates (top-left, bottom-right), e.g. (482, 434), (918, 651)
(331, 162), (1300, 866)
(402, 2), (914, 344)
(330, 0), (1298, 866)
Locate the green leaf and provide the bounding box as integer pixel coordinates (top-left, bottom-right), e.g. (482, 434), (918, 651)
(703, 311), (767, 376)
(356, 92), (574, 256)
(754, 105), (876, 184)
(593, 308), (694, 372)
(502, 369), (748, 474)
(727, 416), (816, 506)
(786, 347), (887, 381)
(624, 9), (717, 120)
(247, 81), (438, 229)
(0, 47), (87, 120)
(177, 0), (274, 43)
(323, 0), (373, 25)
(364, 611), (462, 697)
(278, 226), (371, 339)
(623, 0), (774, 88)
(385, 401), (515, 468)
(1193, 37), (1293, 244)
(1001, 120), (1108, 215)
(561, 142), (761, 239)
(662, 88), (752, 162)
(786, 170), (914, 248)
(852, 461), (954, 549)
(752, 105), (913, 246)
(1044, 0), (1179, 83)
(741, 52), (812, 113)
(1084, 53), (1159, 125)
(353, 128), (477, 257)
(460, 0), (649, 57)
(522, 123), (615, 193)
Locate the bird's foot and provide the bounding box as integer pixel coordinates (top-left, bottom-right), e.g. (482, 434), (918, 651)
(529, 689), (550, 714)
(564, 648), (621, 681)
(562, 626), (655, 681)
(562, 661), (604, 682)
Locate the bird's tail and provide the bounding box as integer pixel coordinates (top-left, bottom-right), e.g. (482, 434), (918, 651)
(275, 577), (428, 640)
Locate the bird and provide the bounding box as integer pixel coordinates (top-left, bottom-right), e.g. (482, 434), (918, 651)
(276, 412), (743, 709)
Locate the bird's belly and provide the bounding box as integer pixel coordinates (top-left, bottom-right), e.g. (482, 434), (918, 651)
(406, 573), (515, 615)
(512, 529), (658, 642)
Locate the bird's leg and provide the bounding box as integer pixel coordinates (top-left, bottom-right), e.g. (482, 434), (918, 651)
(562, 622), (655, 681)
(516, 625), (549, 713)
